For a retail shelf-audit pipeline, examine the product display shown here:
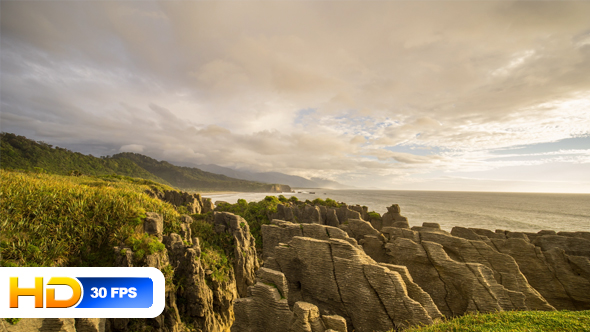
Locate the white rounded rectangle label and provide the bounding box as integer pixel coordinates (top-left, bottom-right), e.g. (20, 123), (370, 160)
(0, 267), (165, 318)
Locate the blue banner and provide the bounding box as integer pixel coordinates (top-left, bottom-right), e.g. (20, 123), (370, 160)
(76, 277), (153, 308)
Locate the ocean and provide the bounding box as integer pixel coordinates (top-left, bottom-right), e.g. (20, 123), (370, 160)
(206, 190), (590, 233)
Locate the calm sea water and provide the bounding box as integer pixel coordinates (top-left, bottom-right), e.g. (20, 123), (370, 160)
(206, 190), (590, 233)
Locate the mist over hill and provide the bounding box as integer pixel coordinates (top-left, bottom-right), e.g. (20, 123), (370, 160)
(195, 163), (351, 189)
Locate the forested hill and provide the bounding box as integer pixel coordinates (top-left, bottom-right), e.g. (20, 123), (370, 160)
(0, 133), (168, 183)
(0, 133), (291, 192)
(110, 152), (289, 192)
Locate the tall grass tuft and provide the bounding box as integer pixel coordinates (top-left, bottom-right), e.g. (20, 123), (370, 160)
(0, 170), (180, 267)
(401, 310), (590, 332)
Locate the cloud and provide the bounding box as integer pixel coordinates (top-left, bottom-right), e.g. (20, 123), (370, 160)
(120, 144), (145, 153)
(2, 1), (590, 191)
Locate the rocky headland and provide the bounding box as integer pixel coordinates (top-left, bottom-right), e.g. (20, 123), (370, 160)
(5, 197), (590, 332)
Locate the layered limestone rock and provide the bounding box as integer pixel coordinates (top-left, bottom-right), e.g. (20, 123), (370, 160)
(3, 319), (78, 332)
(355, 222), (555, 317)
(232, 219), (443, 331)
(232, 268), (348, 332)
(254, 220), (442, 331)
(261, 220), (358, 261)
(271, 203), (363, 226)
(145, 188), (215, 214)
(334, 205), (363, 225)
(270, 236), (440, 331)
(340, 219), (384, 243)
(110, 213), (238, 332)
(269, 184), (293, 193)
(214, 212), (260, 298)
(376, 204), (409, 230)
(348, 205), (370, 222)
(451, 227), (590, 311)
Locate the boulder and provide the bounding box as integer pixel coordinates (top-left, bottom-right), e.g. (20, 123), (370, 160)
(379, 204), (409, 230)
(144, 212), (164, 240)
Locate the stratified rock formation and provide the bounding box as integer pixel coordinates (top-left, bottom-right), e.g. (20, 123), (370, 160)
(376, 204), (409, 230)
(111, 213), (239, 332)
(452, 227), (590, 311)
(235, 220), (442, 332)
(272, 203), (364, 226)
(146, 188), (216, 214)
(214, 212), (260, 298)
(232, 267), (348, 332)
(9, 198), (589, 332)
(380, 225), (555, 316)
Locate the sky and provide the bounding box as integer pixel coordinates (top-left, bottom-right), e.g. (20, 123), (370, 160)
(1, 1), (590, 193)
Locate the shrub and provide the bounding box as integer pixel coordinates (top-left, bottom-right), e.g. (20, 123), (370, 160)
(0, 170), (179, 267)
(214, 196), (282, 250)
(368, 211), (381, 219)
(191, 216), (234, 283)
(125, 233), (166, 261)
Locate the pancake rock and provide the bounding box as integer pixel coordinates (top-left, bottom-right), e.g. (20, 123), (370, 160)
(232, 267), (348, 332)
(351, 220), (555, 317)
(214, 212), (260, 297)
(272, 203), (363, 226)
(452, 227), (590, 310)
(253, 220), (442, 331)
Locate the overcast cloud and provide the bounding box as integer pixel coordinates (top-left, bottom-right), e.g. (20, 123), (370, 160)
(1, 1), (590, 192)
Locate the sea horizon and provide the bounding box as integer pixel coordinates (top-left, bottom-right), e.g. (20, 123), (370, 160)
(206, 189), (590, 234)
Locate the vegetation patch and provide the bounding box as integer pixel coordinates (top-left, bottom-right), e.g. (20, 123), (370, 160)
(190, 214), (234, 283)
(311, 197), (342, 208)
(403, 310), (590, 332)
(125, 233), (166, 261)
(0, 169), (180, 267)
(4, 318), (22, 325)
(368, 211), (381, 219)
(215, 196), (282, 249)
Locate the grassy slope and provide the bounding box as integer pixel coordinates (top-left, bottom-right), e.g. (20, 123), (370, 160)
(404, 310), (590, 332)
(0, 169), (181, 267)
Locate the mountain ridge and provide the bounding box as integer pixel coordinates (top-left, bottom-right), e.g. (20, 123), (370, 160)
(0, 132), (291, 193)
(195, 163), (351, 189)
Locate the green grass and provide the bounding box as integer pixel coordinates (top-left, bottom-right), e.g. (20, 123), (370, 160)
(4, 318), (22, 325)
(0, 169), (181, 267)
(311, 197), (342, 208)
(368, 211), (381, 219)
(191, 214), (234, 283)
(215, 196), (282, 250)
(403, 310), (590, 332)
